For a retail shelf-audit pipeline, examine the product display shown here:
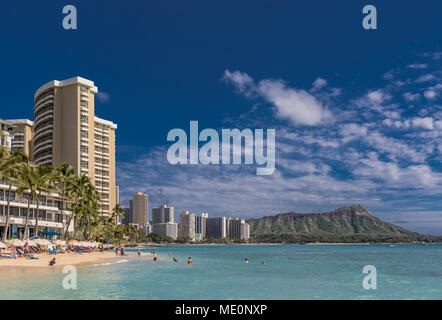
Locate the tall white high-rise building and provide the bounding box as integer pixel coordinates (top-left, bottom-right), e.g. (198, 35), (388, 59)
(179, 211), (195, 241)
(195, 213), (208, 239)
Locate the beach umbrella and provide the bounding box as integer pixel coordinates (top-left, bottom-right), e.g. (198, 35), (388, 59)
(24, 240), (38, 247)
(35, 238), (51, 246)
(53, 240), (67, 246)
(0, 242), (7, 249)
(6, 239), (24, 247)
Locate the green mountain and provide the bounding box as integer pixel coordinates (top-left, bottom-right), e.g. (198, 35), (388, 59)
(246, 205), (425, 243)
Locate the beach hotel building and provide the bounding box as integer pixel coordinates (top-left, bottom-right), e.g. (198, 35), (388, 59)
(151, 205), (178, 239)
(33, 76), (117, 216)
(7, 119), (34, 159)
(0, 182), (73, 239)
(0, 118), (14, 150)
(195, 213), (208, 240)
(206, 217), (227, 238)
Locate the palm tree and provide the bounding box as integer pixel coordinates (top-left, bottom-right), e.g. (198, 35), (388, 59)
(54, 163), (75, 233)
(64, 174), (89, 239)
(81, 182), (100, 240)
(0, 150), (28, 241)
(15, 164), (38, 240)
(33, 165), (55, 236)
(112, 204), (125, 225)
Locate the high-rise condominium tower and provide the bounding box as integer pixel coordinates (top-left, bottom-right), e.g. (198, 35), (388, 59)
(5, 119), (34, 158)
(179, 211), (196, 241)
(33, 76), (117, 215)
(206, 217), (227, 238)
(195, 213), (208, 239)
(152, 205), (174, 224)
(0, 118), (13, 150)
(132, 192), (148, 228)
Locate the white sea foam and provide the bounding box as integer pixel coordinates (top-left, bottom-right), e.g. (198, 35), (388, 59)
(92, 259), (129, 267)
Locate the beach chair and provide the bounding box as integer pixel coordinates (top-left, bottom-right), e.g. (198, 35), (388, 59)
(16, 247), (25, 257)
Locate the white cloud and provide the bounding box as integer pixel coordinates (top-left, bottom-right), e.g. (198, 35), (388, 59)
(223, 70), (333, 126)
(403, 92), (420, 101)
(424, 90), (437, 99)
(415, 74), (436, 83)
(412, 117), (434, 130)
(407, 63), (428, 69)
(96, 92), (110, 103)
(221, 70), (254, 96)
(312, 77), (328, 90)
(339, 123), (368, 143)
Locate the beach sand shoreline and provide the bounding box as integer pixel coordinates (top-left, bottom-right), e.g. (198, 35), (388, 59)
(0, 251), (139, 280)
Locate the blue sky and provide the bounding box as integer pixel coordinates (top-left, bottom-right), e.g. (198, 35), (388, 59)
(1, 1), (442, 234)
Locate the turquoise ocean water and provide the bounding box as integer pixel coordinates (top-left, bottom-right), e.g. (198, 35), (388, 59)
(1, 244), (441, 300)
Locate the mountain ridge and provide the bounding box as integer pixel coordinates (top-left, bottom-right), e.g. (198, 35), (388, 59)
(246, 205), (421, 239)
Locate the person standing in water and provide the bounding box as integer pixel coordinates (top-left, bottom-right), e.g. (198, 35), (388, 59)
(244, 258), (249, 264)
(188, 257), (192, 265)
(137, 249), (141, 257)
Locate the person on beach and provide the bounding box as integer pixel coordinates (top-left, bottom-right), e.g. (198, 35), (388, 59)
(120, 247), (125, 256)
(188, 257), (192, 265)
(49, 258), (56, 266)
(115, 247), (119, 255)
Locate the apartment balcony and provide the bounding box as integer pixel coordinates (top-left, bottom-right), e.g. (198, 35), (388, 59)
(33, 141), (52, 155)
(0, 216), (64, 229)
(34, 153), (52, 164)
(0, 195), (59, 209)
(34, 95), (54, 112)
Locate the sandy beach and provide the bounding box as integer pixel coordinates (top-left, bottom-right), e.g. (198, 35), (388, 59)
(0, 251), (123, 279)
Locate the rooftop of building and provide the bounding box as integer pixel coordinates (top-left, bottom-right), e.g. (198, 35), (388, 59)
(35, 76), (98, 99)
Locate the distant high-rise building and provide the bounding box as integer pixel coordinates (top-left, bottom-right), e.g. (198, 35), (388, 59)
(6, 119), (34, 158)
(152, 222), (178, 240)
(227, 218), (250, 240)
(206, 217), (227, 238)
(179, 211), (196, 241)
(240, 223), (250, 240)
(0, 118), (14, 150)
(123, 207), (132, 225)
(115, 185), (120, 205)
(152, 205), (174, 224)
(132, 192), (148, 228)
(195, 213), (208, 239)
(33, 76), (117, 215)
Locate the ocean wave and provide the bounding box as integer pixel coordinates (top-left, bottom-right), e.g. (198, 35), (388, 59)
(92, 259), (129, 267)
